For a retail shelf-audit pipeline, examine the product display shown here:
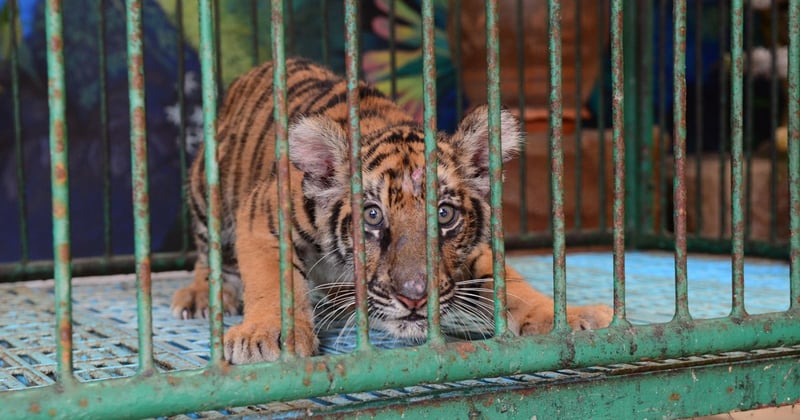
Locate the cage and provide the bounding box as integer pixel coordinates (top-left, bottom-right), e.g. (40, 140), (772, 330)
(0, 0), (799, 418)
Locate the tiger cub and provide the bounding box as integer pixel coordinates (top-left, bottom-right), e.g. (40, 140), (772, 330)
(171, 58), (613, 364)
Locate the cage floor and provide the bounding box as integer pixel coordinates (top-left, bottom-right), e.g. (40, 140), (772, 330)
(0, 251), (791, 418)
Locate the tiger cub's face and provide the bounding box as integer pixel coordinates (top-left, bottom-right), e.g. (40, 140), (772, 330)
(289, 106), (523, 341)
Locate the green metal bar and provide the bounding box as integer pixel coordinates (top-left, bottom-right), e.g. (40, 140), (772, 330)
(306, 353), (800, 420)
(672, 0), (690, 321)
(718, 0), (729, 240)
(729, 0), (746, 319)
(10, 0), (29, 265)
(610, 0), (627, 324)
(515, 0), (527, 235)
(487, 0), (507, 336)
(0, 252), (195, 283)
(126, 0), (154, 373)
(453, 0), (462, 122)
(574, 0), (583, 232)
(199, 0), (224, 363)
(789, 0), (799, 310)
(548, 0), (568, 332)
(5, 314), (800, 419)
(344, 0), (370, 350)
(45, 0), (74, 386)
(694, 0), (704, 236)
(98, 0), (112, 258)
(421, 0), (444, 344)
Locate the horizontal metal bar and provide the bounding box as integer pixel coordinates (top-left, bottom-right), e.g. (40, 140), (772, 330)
(309, 351), (800, 419)
(5, 313), (800, 419)
(0, 252), (195, 283)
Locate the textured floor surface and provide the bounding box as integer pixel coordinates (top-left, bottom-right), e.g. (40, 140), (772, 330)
(0, 251), (792, 418)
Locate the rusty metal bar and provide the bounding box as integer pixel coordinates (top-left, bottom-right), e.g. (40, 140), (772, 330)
(344, 0), (371, 350)
(45, 0), (74, 385)
(729, 0), (746, 319)
(199, 0), (224, 362)
(126, 0), (154, 373)
(486, 0), (508, 336)
(610, 0), (627, 324)
(548, 0), (568, 332)
(672, 0), (691, 321)
(422, 0), (444, 344)
(10, 0), (28, 266)
(789, 0), (799, 310)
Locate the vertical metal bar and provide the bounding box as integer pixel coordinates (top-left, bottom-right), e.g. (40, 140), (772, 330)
(718, 0), (729, 240)
(788, 0), (799, 310)
(487, 0), (508, 336)
(658, 0), (668, 234)
(729, 0), (746, 319)
(10, 0), (29, 265)
(516, 0), (527, 234)
(672, 0), (691, 321)
(574, 0), (583, 232)
(453, 0), (463, 122)
(388, 0), (397, 99)
(597, 0), (607, 232)
(694, 0), (704, 236)
(548, 0), (568, 332)
(344, 0), (371, 350)
(126, 0), (154, 373)
(610, 0), (627, 324)
(769, 0), (779, 243)
(422, 0), (444, 344)
(177, 0), (191, 253)
(199, 0), (224, 362)
(251, 0), (260, 66)
(98, 0), (112, 258)
(46, 0), (75, 385)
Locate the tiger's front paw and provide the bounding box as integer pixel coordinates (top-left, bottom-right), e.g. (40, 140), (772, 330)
(170, 283), (240, 320)
(567, 304), (614, 331)
(224, 320), (318, 364)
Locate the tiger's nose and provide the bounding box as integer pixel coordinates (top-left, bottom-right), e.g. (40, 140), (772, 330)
(397, 275), (427, 309)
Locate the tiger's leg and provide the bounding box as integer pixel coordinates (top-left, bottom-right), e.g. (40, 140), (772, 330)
(170, 222), (240, 319)
(223, 190), (318, 364)
(505, 264), (613, 334)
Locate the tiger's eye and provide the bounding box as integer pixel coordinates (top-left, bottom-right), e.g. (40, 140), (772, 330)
(438, 204), (457, 226)
(364, 206), (384, 227)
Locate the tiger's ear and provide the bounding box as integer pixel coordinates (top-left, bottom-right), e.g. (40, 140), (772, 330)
(451, 105), (524, 194)
(288, 115), (349, 198)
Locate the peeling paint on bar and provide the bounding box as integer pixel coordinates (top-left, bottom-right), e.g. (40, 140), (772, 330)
(610, 0), (627, 324)
(789, 0), (800, 308)
(199, 0), (224, 362)
(729, 0), (746, 319)
(125, 0), (154, 374)
(45, 0), (74, 386)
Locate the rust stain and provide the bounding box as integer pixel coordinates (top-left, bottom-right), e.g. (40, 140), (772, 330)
(29, 403), (40, 414)
(54, 162), (67, 185)
(133, 107), (146, 134)
(79, 399), (88, 408)
(763, 322), (772, 333)
(167, 376), (181, 386)
(454, 341), (477, 360)
(335, 363), (346, 377)
(669, 393), (681, 401)
(48, 408), (57, 417)
(727, 387), (734, 394)
(53, 121), (65, 149)
(57, 243), (69, 262)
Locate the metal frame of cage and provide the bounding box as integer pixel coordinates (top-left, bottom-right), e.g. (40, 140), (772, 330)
(1, 0), (799, 418)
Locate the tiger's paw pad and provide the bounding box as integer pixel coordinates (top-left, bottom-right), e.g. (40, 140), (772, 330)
(170, 284), (240, 320)
(224, 321), (318, 364)
(567, 305), (614, 331)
